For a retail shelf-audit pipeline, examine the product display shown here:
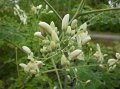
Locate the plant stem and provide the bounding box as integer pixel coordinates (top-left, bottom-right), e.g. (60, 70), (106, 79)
(51, 58), (63, 89)
(43, 0), (62, 21)
(15, 47), (20, 77)
(69, 0), (86, 24)
(42, 64), (103, 74)
(77, 7), (120, 16)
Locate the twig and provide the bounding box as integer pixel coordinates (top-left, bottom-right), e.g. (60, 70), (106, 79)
(69, 0), (86, 24)
(77, 7), (120, 16)
(15, 47), (20, 77)
(51, 58), (63, 89)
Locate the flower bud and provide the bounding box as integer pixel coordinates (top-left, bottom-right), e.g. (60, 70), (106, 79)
(51, 30), (59, 42)
(108, 59), (117, 66)
(39, 22), (52, 34)
(80, 22), (87, 31)
(42, 40), (50, 45)
(34, 32), (44, 39)
(62, 14), (69, 30)
(50, 41), (56, 49)
(48, 10), (53, 14)
(71, 19), (78, 29)
(82, 36), (91, 45)
(61, 55), (70, 66)
(37, 5), (42, 9)
(27, 52), (34, 61)
(50, 21), (55, 29)
(22, 46), (31, 54)
(69, 49), (82, 60)
(116, 53), (120, 60)
(66, 26), (71, 35)
(36, 61), (45, 67)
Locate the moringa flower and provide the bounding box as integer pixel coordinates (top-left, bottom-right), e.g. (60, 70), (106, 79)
(69, 49), (83, 60)
(108, 59), (117, 66)
(31, 4), (42, 14)
(22, 46), (31, 54)
(34, 32), (45, 39)
(116, 53), (120, 60)
(51, 30), (59, 42)
(39, 22), (52, 34)
(62, 14), (69, 30)
(94, 44), (104, 63)
(14, 4), (27, 24)
(61, 54), (70, 66)
(66, 26), (72, 35)
(19, 60), (44, 75)
(77, 23), (91, 47)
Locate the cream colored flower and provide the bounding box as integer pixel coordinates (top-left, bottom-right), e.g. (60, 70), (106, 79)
(14, 4), (27, 24)
(77, 23), (91, 46)
(61, 54), (70, 66)
(66, 26), (71, 35)
(69, 49), (84, 60)
(116, 53), (120, 60)
(34, 32), (45, 39)
(94, 44), (104, 63)
(19, 60), (44, 75)
(62, 14), (69, 30)
(22, 46), (31, 54)
(39, 22), (52, 34)
(51, 30), (59, 42)
(108, 59), (117, 66)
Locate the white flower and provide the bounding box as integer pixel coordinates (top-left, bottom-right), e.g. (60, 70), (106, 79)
(108, 59), (117, 66)
(94, 44), (104, 63)
(61, 55), (70, 66)
(22, 46), (31, 54)
(39, 22), (52, 34)
(48, 10), (53, 14)
(27, 52), (34, 61)
(69, 49), (83, 60)
(116, 53), (120, 60)
(14, 4), (27, 24)
(77, 23), (91, 46)
(36, 5), (42, 10)
(34, 32), (44, 39)
(19, 63), (29, 73)
(31, 4), (42, 14)
(85, 80), (91, 84)
(62, 14), (69, 30)
(20, 60), (44, 75)
(71, 19), (78, 29)
(108, 64), (116, 71)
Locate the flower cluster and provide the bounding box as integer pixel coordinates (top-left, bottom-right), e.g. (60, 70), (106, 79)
(107, 53), (120, 71)
(34, 14), (91, 67)
(19, 46), (44, 76)
(31, 4), (53, 14)
(14, 4), (27, 24)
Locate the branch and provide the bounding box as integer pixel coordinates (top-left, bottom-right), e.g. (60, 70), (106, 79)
(77, 7), (120, 16)
(69, 0), (86, 24)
